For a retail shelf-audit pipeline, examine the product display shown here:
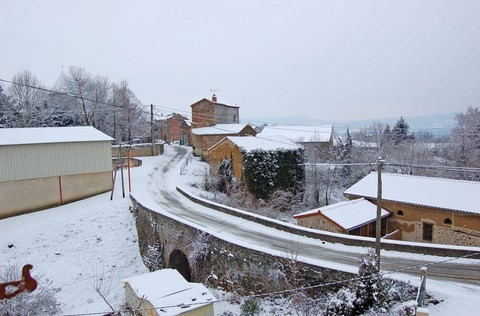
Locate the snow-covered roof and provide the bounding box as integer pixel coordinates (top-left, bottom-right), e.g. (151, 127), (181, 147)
(222, 135), (303, 152)
(344, 172), (480, 215)
(294, 198), (389, 231)
(258, 125), (333, 143)
(0, 126), (113, 146)
(123, 269), (217, 316)
(192, 123), (253, 136)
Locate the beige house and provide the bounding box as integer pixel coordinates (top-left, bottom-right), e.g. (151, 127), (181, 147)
(123, 269), (217, 316)
(0, 126), (113, 218)
(191, 123), (257, 157)
(294, 198), (390, 237)
(207, 135), (301, 180)
(344, 172), (480, 247)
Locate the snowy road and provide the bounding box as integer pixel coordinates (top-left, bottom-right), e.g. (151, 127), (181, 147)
(131, 146), (480, 284)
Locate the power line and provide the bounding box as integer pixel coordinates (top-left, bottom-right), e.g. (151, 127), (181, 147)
(61, 251), (479, 316)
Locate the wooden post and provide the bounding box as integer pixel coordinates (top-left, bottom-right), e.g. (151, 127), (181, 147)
(58, 176), (63, 205)
(127, 148), (132, 193)
(375, 157), (384, 271)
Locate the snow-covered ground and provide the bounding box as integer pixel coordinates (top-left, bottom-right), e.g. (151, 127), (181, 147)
(1, 145), (479, 315)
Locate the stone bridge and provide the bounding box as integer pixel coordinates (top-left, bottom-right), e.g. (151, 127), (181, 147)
(132, 187), (480, 296)
(131, 196), (353, 295)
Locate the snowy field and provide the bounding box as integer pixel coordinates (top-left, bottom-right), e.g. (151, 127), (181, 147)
(0, 145), (479, 315)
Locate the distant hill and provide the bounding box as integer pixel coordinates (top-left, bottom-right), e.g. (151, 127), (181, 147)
(243, 113), (456, 137)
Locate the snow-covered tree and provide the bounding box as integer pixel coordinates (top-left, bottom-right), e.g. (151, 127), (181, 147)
(0, 263), (62, 315)
(449, 107), (480, 178)
(391, 116), (414, 145)
(8, 70), (47, 127)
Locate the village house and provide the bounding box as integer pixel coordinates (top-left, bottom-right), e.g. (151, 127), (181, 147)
(257, 124), (334, 162)
(207, 135), (302, 180)
(123, 269), (217, 316)
(192, 123), (257, 157)
(0, 126), (113, 218)
(156, 113), (188, 144)
(344, 172), (480, 247)
(191, 94), (239, 127)
(179, 120), (192, 145)
(294, 198), (390, 237)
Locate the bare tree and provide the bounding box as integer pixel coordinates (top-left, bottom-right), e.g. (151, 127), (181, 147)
(8, 70), (47, 127)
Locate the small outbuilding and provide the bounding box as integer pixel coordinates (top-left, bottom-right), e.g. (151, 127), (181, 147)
(0, 126), (113, 218)
(294, 198), (390, 237)
(123, 269), (217, 316)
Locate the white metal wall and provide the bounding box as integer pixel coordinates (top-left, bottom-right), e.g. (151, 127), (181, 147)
(0, 141), (112, 182)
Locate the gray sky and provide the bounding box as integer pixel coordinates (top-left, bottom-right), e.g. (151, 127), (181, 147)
(1, 0), (479, 121)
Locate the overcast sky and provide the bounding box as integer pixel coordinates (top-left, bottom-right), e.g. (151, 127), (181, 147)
(1, 0), (479, 121)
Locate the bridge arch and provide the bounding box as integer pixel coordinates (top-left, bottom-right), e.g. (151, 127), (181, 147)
(168, 249), (191, 282)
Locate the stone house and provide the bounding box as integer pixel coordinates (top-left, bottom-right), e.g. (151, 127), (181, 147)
(207, 135), (301, 180)
(191, 123), (257, 157)
(157, 113), (188, 143)
(191, 94), (239, 127)
(0, 126), (113, 219)
(179, 120), (192, 145)
(294, 198), (390, 237)
(123, 269), (217, 316)
(344, 172), (480, 247)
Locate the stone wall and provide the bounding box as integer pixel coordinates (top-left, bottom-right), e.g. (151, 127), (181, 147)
(131, 196), (352, 295)
(382, 200), (480, 247)
(296, 215), (344, 234)
(112, 143), (164, 158)
(177, 187), (479, 257)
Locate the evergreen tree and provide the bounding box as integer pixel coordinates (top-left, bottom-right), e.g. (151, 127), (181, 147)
(353, 249), (385, 314)
(391, 116), (414, 144)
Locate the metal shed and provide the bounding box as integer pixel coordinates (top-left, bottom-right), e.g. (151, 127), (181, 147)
(0, 126), (114, 218)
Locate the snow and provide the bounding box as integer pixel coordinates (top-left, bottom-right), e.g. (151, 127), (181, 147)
(123, 269), (217, 316)
(192, 123), (253, 135)
(258, 124), (332, 143)
(0, 126), (113, 145)
(344, 172), (480, 215)
(222, 135), (302, 152)
(0, 144), (479, 315)
(293, 198), (390, 231)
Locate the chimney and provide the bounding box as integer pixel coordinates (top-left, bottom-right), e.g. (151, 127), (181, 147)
(212, 94), (217, 102)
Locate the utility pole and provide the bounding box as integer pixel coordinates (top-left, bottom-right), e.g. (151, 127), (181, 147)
(375, 157), (384, 271)
(150, 104), (154, 156)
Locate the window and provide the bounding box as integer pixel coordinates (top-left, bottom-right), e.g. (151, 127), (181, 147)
(233, 115), (237, 122)
(423, 223), (433, 241)
(396, 210), (404, 216)
(444, 218), (452, 225)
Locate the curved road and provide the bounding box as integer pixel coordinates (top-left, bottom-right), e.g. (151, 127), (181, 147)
(134, 146), (480, 285)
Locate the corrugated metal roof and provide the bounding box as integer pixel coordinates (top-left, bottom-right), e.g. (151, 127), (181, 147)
(0, 126), (113, 146)
(344, 172), (480, 215)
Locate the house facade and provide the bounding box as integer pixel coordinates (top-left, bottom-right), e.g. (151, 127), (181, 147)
(293, 198), (390, 237)
(191, 123), (257, 157)
(344, 172), (480, 247)
(207, 135), (302, 180)
(157, 113), (188, 143)
(191, 94), (239, 127)
(0, 126), (113, 218)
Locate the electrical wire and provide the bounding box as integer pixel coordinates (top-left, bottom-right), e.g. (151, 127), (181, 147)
(61, 251), (479, 316)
